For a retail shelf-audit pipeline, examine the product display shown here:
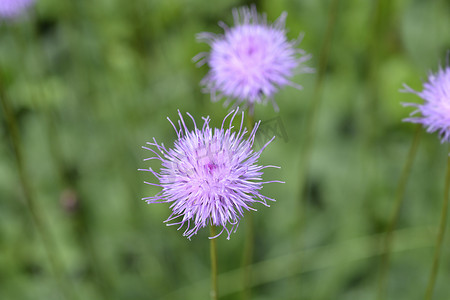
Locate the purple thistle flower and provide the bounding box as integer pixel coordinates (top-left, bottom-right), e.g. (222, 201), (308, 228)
(0, 0), (35, 20)
(139, 108), (282, 240)
(402, 61), (450, 143)
(194, 6), (312, 113)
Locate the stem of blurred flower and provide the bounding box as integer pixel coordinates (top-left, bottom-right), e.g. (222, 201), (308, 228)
(45, 110), (114, 300)
(210, 225), (219, 300)
(241, 110), (255, 300)
(0, 81), (77, 300)
(296, 0), (340, 227)
(377, 124), (421, 299)
(424, 148), (450, 300)
(11, 16), (115, 299)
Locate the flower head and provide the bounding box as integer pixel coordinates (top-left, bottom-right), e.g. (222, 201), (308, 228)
(0, 0), (35, 20)
(195, 6), (311, 112)
(402, 61), (450, 143)
(140, 109), (282, 240)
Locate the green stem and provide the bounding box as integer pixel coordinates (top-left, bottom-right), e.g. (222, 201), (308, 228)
(424, 149), (450, 300)
(210, 225), (219, 300)
(241, 111), (255, 300)
(0, 84), (76, 300)
(377, 125), (421, 299)
(241, 213), (254, 300)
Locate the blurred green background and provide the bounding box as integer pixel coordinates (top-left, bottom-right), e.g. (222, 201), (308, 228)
(1, 0), (450, 299)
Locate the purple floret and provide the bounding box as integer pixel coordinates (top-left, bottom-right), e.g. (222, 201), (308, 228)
(0, 0), (35, 19)
(195, 6), (312, 113)
(140, 108), (282, 239)
(402, 62), (450, 143)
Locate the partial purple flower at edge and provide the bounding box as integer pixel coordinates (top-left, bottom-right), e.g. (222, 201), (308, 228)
(402, 60), (450, 143)
(194, 6), (312, 113)
(0, 0), (35, 20)
(139, 108), (283, 240)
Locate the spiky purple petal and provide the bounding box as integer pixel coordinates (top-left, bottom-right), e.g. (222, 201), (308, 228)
(140, 108), (282, 239)
(195, 6), (312, 112)
(402, 62), (450, 143)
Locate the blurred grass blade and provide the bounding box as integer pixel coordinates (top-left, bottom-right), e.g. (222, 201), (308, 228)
(297, 0), (340, 224)
(377, 124), (421, 299)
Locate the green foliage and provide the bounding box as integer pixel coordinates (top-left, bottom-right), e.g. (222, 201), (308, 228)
(0, 0), (449, 299)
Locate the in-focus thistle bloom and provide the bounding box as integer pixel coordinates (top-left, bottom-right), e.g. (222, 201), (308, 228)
(194, 5), (312, 112)
(402, 61), (450, 143)
(140, 109), (282, 240)
(0, 0), (35, 20)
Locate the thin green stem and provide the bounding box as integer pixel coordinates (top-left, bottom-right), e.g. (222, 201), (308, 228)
(158, 226), (435, 300)
(377, 125), (421, 299)
(210, 225), (219, 300)
(241, 212), (254, 300)
(0, 84), (76, 300)
(424, 149), (450, 300)
(241, 111), (255, 300)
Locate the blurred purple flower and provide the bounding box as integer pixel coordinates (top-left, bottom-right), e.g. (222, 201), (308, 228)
(140, 108), (282, 240)
(402, 61), (450, 143)
(0, 0), (35, 19)
(194, 6), (312, 113)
